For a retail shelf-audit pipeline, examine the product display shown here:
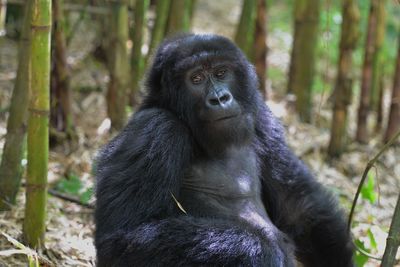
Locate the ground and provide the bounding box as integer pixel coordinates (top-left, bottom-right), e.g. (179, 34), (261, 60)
(0, 1), (399, 266)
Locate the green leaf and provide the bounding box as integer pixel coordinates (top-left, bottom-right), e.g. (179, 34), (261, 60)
(367, 229), (378, 250)
(354, 239), (369, 267)
(79, 187), (93, 204)
(55, 173), (83, 195)
(360, 172), (377, 204)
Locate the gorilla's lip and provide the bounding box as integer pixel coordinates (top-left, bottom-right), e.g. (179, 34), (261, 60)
(214, 114), (239, 122)
(201, 111), (241, 123)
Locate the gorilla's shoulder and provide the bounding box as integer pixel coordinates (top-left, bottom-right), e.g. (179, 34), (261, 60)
(130, 107), (180, 124)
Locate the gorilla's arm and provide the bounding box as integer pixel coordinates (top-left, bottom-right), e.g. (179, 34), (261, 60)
(94, 108), (288, 267)
(97, 216), (281, 267)
(95, 108), (192, 233)
(255, 103), (354, 267)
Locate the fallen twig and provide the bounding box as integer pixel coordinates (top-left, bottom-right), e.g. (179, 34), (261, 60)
(48, 189), (94, 209)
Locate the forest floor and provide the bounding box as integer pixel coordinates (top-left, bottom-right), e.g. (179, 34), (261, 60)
(0, 1), (399, 266)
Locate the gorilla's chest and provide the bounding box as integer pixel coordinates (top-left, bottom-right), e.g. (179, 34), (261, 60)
(180, 147), (268, 222)
(183, 147), (258, 195)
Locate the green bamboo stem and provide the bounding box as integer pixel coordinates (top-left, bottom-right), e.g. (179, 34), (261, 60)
(23, 0), (52, 249)
(106, 0), (129, 130)
(370, 0), (387, 112)
(384, 33), (400, 143)
(165, 0), (191, 36)
(235, 0), (257, 59)
(188, 0), (196, 22)
(0, 1), (32, 210)
(328, 0), (360, 157)
(287, 0), (320, 123)
(253, 0), (268, 99)
(0, 0), (6, 36)
(148, 0), (170, 57)
(130, 0), (149, 106)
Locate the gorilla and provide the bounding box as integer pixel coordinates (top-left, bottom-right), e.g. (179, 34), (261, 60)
(94, 34), (353, 267)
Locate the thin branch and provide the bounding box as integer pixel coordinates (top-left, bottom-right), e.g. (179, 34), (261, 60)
(21, 182), (94, 209)
(355, 245), (382, 261)
(66, 2), (90, 46)
(48, 189), (94, 209)
(348, 129), (400, 230)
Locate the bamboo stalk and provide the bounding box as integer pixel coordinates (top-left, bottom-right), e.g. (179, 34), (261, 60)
(356, 0), (378, 143)
(328, 0), (360, 157)
(0, 0), (6, 36)
(23, 0), (52, 249)
(235, 0), (257, 59)
(0, 1), (32, 210)
(370, 0), (387, 113)
(287, 0), (320, 123)
(148, 0), (170, 58)
(50, 0), (74, 143)
(384, 33), (400, 143)
(253, 0), (268, 100)
(129, 0), (149, 106)
(106, 0), (129, 130)
(165, 0), (191, 36)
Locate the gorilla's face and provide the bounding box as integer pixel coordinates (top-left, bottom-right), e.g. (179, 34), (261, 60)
(184, 62), (241, 124)
(180, 59), (255, 153)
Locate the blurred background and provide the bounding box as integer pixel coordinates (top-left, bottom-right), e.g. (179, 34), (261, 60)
(0, 0), (399, 266)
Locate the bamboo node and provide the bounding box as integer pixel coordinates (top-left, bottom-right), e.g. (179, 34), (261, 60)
(28, 107), (50, 116)
(25, 183), (48, 192)
(30, 24), (52, 31)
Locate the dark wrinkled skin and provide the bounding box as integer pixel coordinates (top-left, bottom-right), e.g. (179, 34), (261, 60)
(94, 34), (354, 267)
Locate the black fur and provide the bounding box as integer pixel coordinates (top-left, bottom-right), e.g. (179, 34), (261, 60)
(95, 34), (354, 267)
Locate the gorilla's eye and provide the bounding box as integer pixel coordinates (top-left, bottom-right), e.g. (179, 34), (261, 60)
(214, 68), (227, 79)
(191, 73), (204, 84)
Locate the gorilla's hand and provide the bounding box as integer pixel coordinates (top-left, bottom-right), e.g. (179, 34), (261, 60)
(259, 228), (296, 267)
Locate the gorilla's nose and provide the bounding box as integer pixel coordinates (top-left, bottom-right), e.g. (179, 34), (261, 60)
(206, 90), (233, 109)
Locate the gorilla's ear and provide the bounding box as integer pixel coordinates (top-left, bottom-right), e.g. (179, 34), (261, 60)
(146, 41), (177, 92)
(146, 56), (165, 92)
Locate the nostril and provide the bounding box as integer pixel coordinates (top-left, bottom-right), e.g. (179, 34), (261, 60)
(209, 98), (220, 106)
(219, 94), (232, 104)
(206, 91), (233, 108)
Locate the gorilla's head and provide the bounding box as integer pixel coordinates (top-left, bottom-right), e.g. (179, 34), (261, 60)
(143, 34), (262, 154)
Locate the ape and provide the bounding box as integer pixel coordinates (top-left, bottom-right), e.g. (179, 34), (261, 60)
(94, 34), (354, 267)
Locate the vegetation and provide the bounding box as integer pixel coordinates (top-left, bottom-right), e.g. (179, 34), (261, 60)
(235, 0), (256, 59)
(148, 0), (171, 57)
(50, 0), (74, 143)
(328, 0), (360, 157)
(356, 0), (380, 143)
(287, 0), (320, 123)
(129, 0), (149, 106)
(0, 2), (31, 210)
(23, 0), (52, 248)
(165, 0), (192, 36)
(0, 0), (399, 266)
(106, 0), (129, 130)
(253, 0), (268, 99)
(384, 35), (400, 143)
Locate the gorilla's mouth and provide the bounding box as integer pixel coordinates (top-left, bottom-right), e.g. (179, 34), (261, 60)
(214, 114), (238, 121)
